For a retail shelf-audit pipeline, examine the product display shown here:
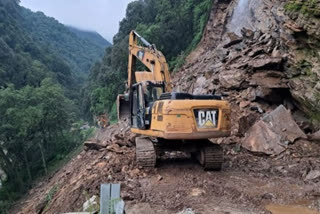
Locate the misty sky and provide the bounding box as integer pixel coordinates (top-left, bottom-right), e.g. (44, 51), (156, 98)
(20, 0), (135, 42)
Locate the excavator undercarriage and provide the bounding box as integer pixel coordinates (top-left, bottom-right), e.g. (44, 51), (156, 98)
(135, 137), (223, 170)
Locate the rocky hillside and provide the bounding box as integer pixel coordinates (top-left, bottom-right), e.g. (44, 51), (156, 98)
(174, 0), (320, 133)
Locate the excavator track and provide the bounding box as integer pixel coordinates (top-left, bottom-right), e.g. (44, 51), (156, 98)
(199, 144), (223, 170)
(136, 137), (157, 167)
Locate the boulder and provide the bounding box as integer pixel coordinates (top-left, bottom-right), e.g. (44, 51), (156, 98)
(219, 69), (246, 89)
(249, 57), (283, 71)
(223, 32), (243, 48)
(84, 139), (106, 151)
(250, 72), (288, 88)
(239, 101), (251, 109)
(242, 105), (307, 155)
(262, 105), (307, 142)
(305, 170), (320, 181)
(241, 28), (254, 38)
(193, 76), (208, 94)
(309, 130), (320, 142)
(248, 48), (265, 57)
(106, 144), (123, 154)
(242, 120), (285, 155)
(83, 195), (99, 212)
(238, 113), (259, 136)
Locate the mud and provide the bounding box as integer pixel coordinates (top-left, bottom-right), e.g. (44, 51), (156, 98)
(266, 202), (320, 214)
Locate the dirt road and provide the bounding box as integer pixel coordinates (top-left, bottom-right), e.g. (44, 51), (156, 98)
(11, 122), (320, 214)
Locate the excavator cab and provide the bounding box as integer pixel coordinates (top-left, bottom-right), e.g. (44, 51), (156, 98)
(130, 81), (164, 129)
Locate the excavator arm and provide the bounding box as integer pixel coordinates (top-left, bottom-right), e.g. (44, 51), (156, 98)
(118, 31), (172, 120)
(127, 31), (172, 92)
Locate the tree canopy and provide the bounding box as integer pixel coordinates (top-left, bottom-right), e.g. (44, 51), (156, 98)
(0, 1), (97, 212)
(21, 8), (111, 79)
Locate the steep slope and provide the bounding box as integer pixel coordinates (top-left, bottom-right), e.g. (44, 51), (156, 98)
(0, 0), (73, 90)
(20, 8), (111, 76)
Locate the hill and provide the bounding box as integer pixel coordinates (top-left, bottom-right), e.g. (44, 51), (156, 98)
(20, 8), (111, 77)
(0, 0), (73, 90)
(0, 1), (96, 212)
(67, 26), (111, 48)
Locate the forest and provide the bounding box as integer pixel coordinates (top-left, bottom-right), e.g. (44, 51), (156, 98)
(0, 0), (105, 211)
(0, 0), (213, 212)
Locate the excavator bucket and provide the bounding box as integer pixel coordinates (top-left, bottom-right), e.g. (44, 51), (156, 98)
(117, 94), (130, 121)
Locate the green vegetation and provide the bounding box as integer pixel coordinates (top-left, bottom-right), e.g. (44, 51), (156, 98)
(21, 8), (111, 78)
(40, 184), (60, 212)
(0, 0), (98, 212)
(83, 0), (213, 121)
(68, 26), (110, 49)
(285, 0), (320, 17)
(297, 60), (313, 76)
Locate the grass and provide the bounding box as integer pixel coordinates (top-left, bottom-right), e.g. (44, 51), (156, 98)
(285, 0), (320, 17)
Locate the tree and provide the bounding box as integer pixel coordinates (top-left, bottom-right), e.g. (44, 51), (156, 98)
(0, 79), (76, 192)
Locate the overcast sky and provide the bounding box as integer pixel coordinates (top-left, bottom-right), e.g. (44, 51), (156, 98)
(20, 0), (135, 42)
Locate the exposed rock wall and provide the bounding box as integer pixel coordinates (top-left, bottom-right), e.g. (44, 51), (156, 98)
(284, 0), (320, 124)
(174, 0), (320, 133)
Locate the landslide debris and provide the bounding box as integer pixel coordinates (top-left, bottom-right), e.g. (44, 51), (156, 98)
(11, 120), (320, 214)
(174, 0), (320, 144)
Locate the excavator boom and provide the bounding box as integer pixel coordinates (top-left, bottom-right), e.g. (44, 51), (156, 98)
(127, 30), (172, 92)
(118, 31), (172, 120)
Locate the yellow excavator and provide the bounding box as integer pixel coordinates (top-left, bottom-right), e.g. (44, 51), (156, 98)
(118, 31), (231, 169)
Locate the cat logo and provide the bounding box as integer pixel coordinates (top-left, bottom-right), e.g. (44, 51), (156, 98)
(196, 110), (218, 128)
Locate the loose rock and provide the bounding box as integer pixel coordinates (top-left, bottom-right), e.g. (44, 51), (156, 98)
(305, 170), (320, 181)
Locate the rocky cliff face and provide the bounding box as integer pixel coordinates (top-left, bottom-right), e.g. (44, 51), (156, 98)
(284, 0), (320, 124)
(174, 0), (320, 138)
